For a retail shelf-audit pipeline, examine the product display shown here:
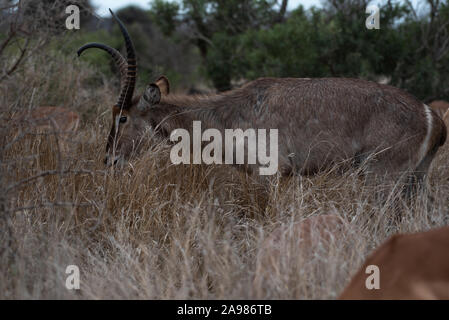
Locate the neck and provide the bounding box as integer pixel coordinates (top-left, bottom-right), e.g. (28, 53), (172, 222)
(150, 94), (238, 135)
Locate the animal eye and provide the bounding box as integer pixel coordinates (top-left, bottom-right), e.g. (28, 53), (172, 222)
(119, 116), (127, 123)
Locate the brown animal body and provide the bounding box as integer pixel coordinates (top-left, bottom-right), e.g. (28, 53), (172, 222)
(14, 106), (79, 152)
(256, 214), (348, 269)
(261, 214), (348, 252)
(429, 100), (449, 119)
(339, 226), (449, 299)
(18, 107), (80, 133)
(254, 214), (350, 295)
(78, 10), (446, 186)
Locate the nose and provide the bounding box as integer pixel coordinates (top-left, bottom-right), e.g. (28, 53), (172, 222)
(104, 154), (122, 167)
(103, 157), (118, 165)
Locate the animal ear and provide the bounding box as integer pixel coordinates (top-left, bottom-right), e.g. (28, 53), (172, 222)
(137, 84), (161, 112)
(144, 84), (161, 104)
(155, 75), (170, 95)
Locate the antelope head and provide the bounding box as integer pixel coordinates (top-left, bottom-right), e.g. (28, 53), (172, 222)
(77, 9), (170, 166)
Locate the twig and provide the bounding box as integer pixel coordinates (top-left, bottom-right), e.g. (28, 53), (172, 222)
(6, 169), (103, 193)
(6, 38), (29, 76)
(7, 202), (93, 213)
(0, 27), (16, 55)
(0, 3), (19, 11)
(0, 38), (29, 81)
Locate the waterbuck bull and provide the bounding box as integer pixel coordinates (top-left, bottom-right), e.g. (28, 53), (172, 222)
(78, 10), (446, 188)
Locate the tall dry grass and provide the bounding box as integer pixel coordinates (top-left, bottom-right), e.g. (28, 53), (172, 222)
(0, 50), (448, 299)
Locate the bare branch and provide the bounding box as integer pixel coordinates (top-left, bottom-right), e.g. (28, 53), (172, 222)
(6, 169), (102, 193)
(274, 0), (288, 24)
(7, 202), (93, 213)
(2, 38), (29, 78)
(0, 3), (19, 11)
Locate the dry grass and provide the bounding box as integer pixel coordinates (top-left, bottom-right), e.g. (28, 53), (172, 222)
(1, 51), (448, 300)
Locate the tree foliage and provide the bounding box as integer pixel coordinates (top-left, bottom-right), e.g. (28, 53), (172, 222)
(8, 0), (447, 101)
(149, 0), (449, 101)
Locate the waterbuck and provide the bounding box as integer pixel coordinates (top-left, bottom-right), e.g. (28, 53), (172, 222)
(78, 10), (446, 188)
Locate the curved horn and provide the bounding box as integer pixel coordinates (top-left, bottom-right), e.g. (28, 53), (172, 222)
(109, 8), (137, 109)
(77, 43), (128, 86)
(76, 9), (137, 109)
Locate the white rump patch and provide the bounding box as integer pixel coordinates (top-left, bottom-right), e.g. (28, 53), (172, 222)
(417, 104), (433, 165)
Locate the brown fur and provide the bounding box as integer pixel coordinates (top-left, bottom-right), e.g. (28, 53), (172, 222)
(155, 76), (170, 95)
(15, 106), (79, 132)
(429, 100), (449, 119)
(108, 77), (446, 185)
(253, 214), (349, 292)
(261, 214), (348, 250)
(13, 106), (79, 153)
(339, 226), (449, 300)
(257, 214), (348, 263)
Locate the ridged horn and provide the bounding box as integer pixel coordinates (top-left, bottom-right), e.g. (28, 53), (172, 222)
(109, 8), (137, 109)
(77, 9), (137, 109)
(77, 43), (128, 86)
